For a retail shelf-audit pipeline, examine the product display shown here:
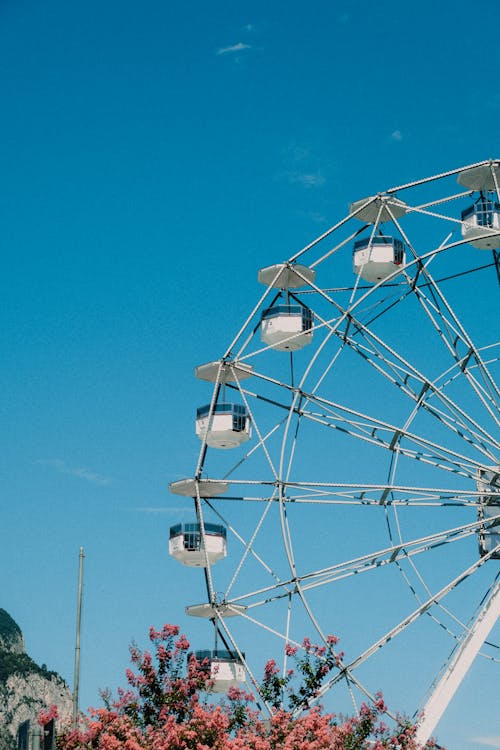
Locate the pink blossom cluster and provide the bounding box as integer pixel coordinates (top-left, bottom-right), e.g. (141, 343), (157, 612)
(38, 704), (58, 727)
(42, 624), (440, 750)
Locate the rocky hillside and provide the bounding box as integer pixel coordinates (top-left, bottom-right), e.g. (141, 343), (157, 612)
(0, 609), (73, 750)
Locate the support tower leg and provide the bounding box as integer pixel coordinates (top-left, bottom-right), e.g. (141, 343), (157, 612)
(415, 578), (500, 745)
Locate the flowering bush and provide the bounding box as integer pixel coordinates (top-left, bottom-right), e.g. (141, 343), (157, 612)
(44, 624), (440, 750)
(261, 635), (342, 712)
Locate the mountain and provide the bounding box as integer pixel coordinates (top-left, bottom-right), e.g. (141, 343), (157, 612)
(0, 609), (72, 750)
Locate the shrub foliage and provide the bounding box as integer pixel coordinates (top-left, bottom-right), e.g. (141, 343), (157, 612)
(41, 624), (440, 750)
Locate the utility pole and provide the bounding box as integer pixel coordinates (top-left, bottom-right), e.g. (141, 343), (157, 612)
(30, 726), (41, 750)
(72, 547), (85, 728)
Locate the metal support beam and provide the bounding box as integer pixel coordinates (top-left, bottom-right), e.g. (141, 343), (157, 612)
(31, 726), (41, 750)
(416, 576), (500, 744)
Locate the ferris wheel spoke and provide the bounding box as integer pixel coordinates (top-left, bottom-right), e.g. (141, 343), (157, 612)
(220, 419), (287, 481)
(406, 194), (471, 223)
(213, 616), (271, 711)
(380, 453), (497, 653)
(231, 375), (490, 477)
(334, 315), (500, 458)
(233, 593), (404, 719)
(233, 381), (280, 479)
(282, 593), (293, 678)
(224, 494), (278, 601)
(224, 604), (312, 650)
(305, 224), (368, 271)
(277, 329), (352, 490)
(286, 578), (382, 715)
(388, 159), (489, 194)
(283, 481), (478, 506)
(282, 393), (308, 487)
(235, 300), (498, 466)
(224, 267), (283, 360)
(223, 601), (376, 719)
(202, 497), (294, 593)
(203, 478), (485, 506)
(193, 497), (217, 601)
(392, 555), (470, 646)
(223, 518), (483, 608)
(288, 204), (373, 265)
(296, 519), (482, 593)
(384, 437), (497, 646)
(230, 600), (367, 713)
(314, 545), (499, 702)
(295, 393), (488, 479)
(345, 226), (500, 432)
(305, 273), (500, 456)
(410, 281), (500, 426)
(395, 549), (500, 658)
(278, 480), (301, 587)
(387, 210), (500, 421)
(195, 379), (222, 478)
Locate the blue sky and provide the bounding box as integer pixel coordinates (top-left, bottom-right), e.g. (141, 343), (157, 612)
(1, 1), (500, 748)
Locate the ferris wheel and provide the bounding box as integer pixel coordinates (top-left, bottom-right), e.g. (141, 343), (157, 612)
(168, 159), (500, 743)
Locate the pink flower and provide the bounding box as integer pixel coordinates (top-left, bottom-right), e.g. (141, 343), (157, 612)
(374, 691), (387, 713)
(38, 704), (58, 726)
(53, 623), (436, 750)
(149, 626), (162, 641)
(227, 686), (254, 703)
(263, 659), (279, 679)
(174, 634), (190, 651)
(126, 668), (135, 684)
(161, 624), (179, 638)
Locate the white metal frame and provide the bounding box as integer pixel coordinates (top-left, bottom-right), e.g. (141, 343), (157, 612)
(171, 159), (500, 741)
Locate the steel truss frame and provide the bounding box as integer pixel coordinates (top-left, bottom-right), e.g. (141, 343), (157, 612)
(173, 159), (500, 743)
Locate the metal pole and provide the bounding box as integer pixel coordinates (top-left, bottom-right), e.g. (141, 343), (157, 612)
(31, 726), (41, 750)
(72, 547), (85, 727)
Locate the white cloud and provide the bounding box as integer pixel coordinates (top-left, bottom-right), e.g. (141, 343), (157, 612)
(471, 739), (500, 748)
(288, 145), (310, 162)
(36, 458), (112, 486)
(391, 129), (403, 142)
(244, 24), (255, 32)
(287, 171), (326, 188)
(217, 42), (251, 56)
(279, 144), (326, 189)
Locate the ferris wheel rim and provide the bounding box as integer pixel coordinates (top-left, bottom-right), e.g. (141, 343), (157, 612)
(173, 159), (500, 737)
